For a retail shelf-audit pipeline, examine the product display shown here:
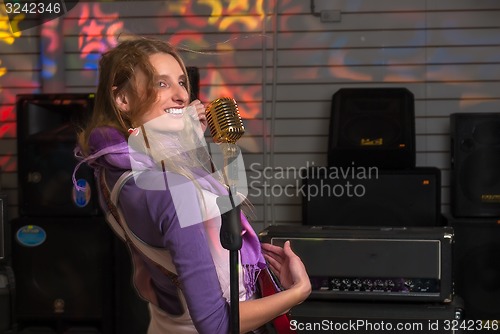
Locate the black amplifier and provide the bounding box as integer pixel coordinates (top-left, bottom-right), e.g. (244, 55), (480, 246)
(289, 297), (464, 334)
(302, 166), (442, 227)
(0, 266), (15, 334)
(258, 225), (453, 303)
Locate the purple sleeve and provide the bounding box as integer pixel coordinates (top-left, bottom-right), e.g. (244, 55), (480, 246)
(142, 173), (231, 334)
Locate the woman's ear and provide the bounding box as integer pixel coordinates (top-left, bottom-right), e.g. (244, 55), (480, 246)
(114, 89), (130, 112)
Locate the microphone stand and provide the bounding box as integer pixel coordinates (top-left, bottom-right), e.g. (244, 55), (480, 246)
(216, 143), (242, 334)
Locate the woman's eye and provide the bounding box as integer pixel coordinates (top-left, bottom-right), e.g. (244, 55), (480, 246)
(159, 81), (168, 88)
(179, 80), (186, 87)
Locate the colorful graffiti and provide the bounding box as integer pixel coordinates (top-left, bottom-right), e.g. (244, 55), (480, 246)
(2, 0), (499, 194)
(0, 4), (22, 172)
(0, 0), (269, 176)
(0, 5), (22, 45)
(77, 3), (124, 70)
(40, 18), (60, 79)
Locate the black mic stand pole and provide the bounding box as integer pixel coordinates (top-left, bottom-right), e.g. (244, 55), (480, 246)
(216, 143), (242, 334)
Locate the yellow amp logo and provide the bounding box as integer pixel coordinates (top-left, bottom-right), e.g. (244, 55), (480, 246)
(481, 194), (500, 203)
(360, 138), (383, 146)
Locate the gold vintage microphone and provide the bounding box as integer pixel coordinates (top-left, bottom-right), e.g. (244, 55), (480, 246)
(205, 97), (245, 190)
(205, 97), (244, 334)
(206, 97), (245, 144)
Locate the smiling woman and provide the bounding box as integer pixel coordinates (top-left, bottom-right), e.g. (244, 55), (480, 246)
(73, 35), (311, 334)
(127, 53), (191, 130)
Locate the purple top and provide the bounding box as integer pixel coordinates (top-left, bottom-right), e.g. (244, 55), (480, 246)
(75, 126), (266, 334)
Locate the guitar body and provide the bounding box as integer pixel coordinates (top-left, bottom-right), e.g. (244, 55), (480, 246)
(258, 268), (297, 334)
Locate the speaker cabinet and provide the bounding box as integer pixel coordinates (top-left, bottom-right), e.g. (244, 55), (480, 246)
(259, 225), (453, 303)
(11, 217), (114, 333)
(289, 297), (464, 334)
(0, 266), (15, 334)
(302, 166), (442, 227)
(186, 66), (200, 102)
(450, 112), (500, 218)
(328, 87), (415, 169)
(0, 194), (7, 264)
(16, 93), (100, 217)
(113, 241), (149, 334)
(450, 217), (500, 320)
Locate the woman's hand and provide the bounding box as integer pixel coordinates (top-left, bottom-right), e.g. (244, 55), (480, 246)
(261, 241), (312, 303)
(239, 241), (311, 332)
(189, 99), (208, 132)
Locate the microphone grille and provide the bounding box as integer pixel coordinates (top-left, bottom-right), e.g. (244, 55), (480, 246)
(206, 97), (245, 144)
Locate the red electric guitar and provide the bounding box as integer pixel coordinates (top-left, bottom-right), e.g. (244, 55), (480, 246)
(258, 268), (297, 334)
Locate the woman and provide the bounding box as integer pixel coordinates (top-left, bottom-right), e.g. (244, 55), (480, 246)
(74, 36), (311, 333)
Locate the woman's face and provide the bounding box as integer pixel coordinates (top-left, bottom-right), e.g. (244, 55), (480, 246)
(136, 52), (190, 131)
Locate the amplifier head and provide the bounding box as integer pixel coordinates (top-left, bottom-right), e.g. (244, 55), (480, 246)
(259, 225), (454, 303)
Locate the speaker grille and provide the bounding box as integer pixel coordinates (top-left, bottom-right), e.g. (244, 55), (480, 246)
(11, 217), (114, 327)
(459, 147), (500, 204)
(451, 112), (500, 217)
(451, 218), (500, 319)
(328, 88), (415, 169)
(16, 94), (100, 217)
(337, 99), (404, 148)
